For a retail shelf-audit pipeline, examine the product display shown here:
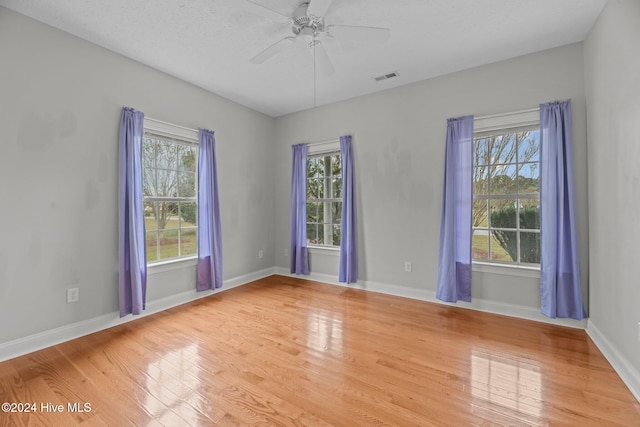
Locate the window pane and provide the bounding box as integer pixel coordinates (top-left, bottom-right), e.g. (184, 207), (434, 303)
(472, 229), (489, 261)
(332, 225), (341, 246)
(313, 157), (325, 177)
(307, 178), (323, 199)
(488, 134), (517, 165)
(331, 154), (341, 177)
(473, 199), (488, 228)
(178, 172), (196, 197)
(159, 228), (180, 259)
(489, 165), (517, 195)
(307, 157), (317, 178)
(473, 166), (489, 196)
(316, 222), (324, 244)
(143, 138), (156, 171)
(156, 170), (178, 197)
(490, 199), (517, 228)
(517, 130), (540, 163)
(332, 177), (342, 198)
(520, 232), (540, 264)
(491, 230), (516, 262)
(146, 231), (158, 262)
(180, 201), (197, 226)
(332, 201), (342, 224)
(156, 141), (178, 170)
(144, 201), (159, 230)
(179, 145), (197, 171)
(519, 201), (540, 230)
(307, 224), (318, 245)
(306, 202), (318, 223)
(153, 201), (177, 231)
(474, 138), (489, 166)
(143, 161), (158, 198)
(181, 227), (197, 256)
(518, 163), (540, 194)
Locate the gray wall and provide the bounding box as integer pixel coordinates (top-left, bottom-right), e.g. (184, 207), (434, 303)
(273, 43), (589, 316)
(584, 0), (640, 380)
(0, 7), (275, 344)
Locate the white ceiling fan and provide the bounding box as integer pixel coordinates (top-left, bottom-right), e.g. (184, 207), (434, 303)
(246, 0), (391, 76)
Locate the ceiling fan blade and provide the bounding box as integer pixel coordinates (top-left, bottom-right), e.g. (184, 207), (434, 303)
(314, 41), (335, 76)
(326, 25), (391, 46)
(307, 0), (335, 18)
(244, 0), (290, 22)
(250, 36), (297, 64)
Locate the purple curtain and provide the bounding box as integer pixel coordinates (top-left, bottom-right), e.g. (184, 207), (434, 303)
(197, 129), (223, 291)
(540, 101), (584, 319)
(436, 116), (474, 303)
(118, 107), (147, 317)
(339, 135), (358, 283)
(290, 143), (309, 275)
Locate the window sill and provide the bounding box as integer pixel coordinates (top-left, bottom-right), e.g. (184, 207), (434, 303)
(148, 256), (197, 275)
(472, 261), (540, 278)
(308, 245), (340, 256)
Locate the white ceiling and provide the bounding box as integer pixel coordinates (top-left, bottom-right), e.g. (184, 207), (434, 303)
(0, 0), (607, 117)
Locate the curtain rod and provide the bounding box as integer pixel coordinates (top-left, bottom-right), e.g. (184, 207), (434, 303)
(475, 107), (539, 121)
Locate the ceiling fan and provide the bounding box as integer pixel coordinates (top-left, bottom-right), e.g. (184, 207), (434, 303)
(246, 0), (391, 76)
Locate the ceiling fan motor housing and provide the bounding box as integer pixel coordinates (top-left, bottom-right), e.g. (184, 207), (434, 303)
(292, 2), (323, 37)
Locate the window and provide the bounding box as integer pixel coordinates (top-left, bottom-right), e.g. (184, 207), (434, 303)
(142, 119), (198, 263)
(472, 111), (541, 265)
(306, 148), (342, 247)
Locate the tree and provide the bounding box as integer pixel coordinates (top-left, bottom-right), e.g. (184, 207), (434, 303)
(490, 205), (540, 263)
(143, 138), (197, 232)
(473, 131), (539, 227)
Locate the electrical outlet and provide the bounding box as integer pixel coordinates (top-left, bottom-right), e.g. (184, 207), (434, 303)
(67, 288), (79, 303)
(284, 248), (289, 256)
(404, 261), (412, 272)
(258, 249), (264, 259)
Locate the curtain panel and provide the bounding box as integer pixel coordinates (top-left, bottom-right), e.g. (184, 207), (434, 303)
(197, 129), (223, 291)
(540, 101), (584, 319)
(290, 143), (309, 275)
(118, 107), (147, 317)
(436, 115), (474, 303)
(339, 135), (358, 283)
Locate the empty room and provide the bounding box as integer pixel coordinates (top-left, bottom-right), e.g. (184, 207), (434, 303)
(1, 0), (639, 425)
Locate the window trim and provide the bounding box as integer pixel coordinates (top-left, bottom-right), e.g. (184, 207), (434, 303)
(143, 117), (199, 265)
(472, 108), (541, 270)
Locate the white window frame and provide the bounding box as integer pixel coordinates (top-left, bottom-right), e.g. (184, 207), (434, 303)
(472, 108), (541, 276)
(143, 117), (199, 265)
(306, 139), (342, 251)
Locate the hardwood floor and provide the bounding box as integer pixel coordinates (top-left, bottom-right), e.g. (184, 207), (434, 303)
(1, 275), (638, 426)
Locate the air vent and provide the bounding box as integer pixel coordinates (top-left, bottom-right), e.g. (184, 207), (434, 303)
(373, 71), (399, 82)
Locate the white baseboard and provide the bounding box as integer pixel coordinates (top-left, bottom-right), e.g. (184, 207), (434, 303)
(274, 267), (586, 329)
(0, 267), (277, 363)
(587, 319), (640, 403)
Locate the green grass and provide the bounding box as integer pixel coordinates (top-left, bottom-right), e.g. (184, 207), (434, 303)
(145, 217), (197, 262)
(472, 233), (512, 262)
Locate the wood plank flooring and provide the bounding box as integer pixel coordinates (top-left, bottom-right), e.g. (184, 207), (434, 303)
(1, 275), (638, 426)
